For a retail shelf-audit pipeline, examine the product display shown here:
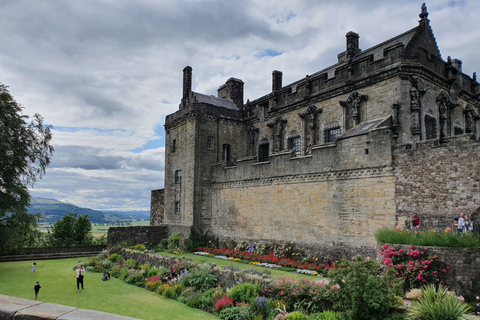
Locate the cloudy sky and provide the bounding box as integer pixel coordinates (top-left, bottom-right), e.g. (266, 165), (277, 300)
(1, 0), (478, 212)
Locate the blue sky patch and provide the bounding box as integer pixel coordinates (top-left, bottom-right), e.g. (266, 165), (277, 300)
(256, 49), (284, 58)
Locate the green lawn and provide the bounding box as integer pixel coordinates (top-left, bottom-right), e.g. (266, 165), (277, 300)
(0, 258), (216, 320)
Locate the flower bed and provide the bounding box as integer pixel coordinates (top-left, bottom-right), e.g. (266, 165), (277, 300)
(197, 247), (338, 275)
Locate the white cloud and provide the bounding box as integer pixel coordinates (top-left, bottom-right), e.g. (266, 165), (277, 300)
(1, 0), (478, 211)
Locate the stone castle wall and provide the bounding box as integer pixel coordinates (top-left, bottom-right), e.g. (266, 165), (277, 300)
(393, 135), (480, 226)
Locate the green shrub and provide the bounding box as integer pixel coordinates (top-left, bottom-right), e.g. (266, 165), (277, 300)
(309, 311), (345, 320)
(101, 259), (113, 269)
(158, 239), (169, 251)
(110, 264), (122, 277)
(168, 233), (184, 249)
(329, 255), (403, 320)
(119, 267), (130, 281)
(85, 266), (95, 272)
(132, 244), (146, 251)
(183, 228), (208, 252)
(375, 228), (480, 247)
(108, 253), (123, 263)
(181, 266), (217, 291)
(124, 259), (138, 269)
(125, 273), (145, 286)
(380, 244), (450, 291)
(406, 284), (469, 320)
(227, 282), (261, 304)
(218, 306), (252, 320)
(383, 313), (405, 320)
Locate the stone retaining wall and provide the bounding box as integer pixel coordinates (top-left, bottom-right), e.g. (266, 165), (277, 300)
(377, 243), (480, 296)
(108, 226), (168, 247)
(121, 249), (275, 289)
(0, 246), (107, 262)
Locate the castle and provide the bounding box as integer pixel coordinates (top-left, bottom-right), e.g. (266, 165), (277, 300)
(151, 4), (480, 258)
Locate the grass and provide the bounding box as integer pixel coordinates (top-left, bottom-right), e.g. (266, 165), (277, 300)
(156, 251), (328, 282)
(0, 257), (216, 320)
(374, 228), (480, 247)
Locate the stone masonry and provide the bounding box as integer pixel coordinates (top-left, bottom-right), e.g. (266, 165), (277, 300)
(152, 4), (480, 258)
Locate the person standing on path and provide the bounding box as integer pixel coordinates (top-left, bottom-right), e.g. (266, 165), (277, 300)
(34, 281), (41, 299)
(464, 215), (473, 232)
(456, 212), (465, 234)
(412, 214), (420, 231)
(32, 262), (36, 275)
(76, 265), (85, 290)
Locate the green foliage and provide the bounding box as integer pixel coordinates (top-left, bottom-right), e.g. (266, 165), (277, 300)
(329, 255), (403, 320)
(383, 314), (405, 320)
(157, 238), (169, 251)
(124, 272), (145, 286)
(108, 253), (123, 263)
(119, 267), (130, 281)
(406, 284), (469, 320)
(101, 259), (113, 269)
(375, 228), (480, 247)
(48, 213), (93, 246)
(264, 278), (335, 312)
(110, 264), (123, 277)
(309, 311), (345, 320)
(218, 307), (252, 320)
(0, 210), (43, 254)
(181, 266), (217, 291)
(227, 282), (261, 304)
(124, 259), (138, 269)
(132, 244), (146, 251)
(168, 233), (184, 249)
(183, 228), (208, 252)
(0, 83), (54, 253)
(380, 244), (450, 291)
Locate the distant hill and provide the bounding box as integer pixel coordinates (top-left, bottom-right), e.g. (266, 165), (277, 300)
(27, 197), (150, 224)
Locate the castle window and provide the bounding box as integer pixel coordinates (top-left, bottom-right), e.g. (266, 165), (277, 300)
(207, 136), (215, 150)
(174, 201), (180, 214)
(454, 127), (464, 135)
(258, 143), (269, 162)
(425, 115), (437, 140)
(324, 126), (341, 143)
(288, 136), (302, 157)
(222, 144), (231, 162)
(172, 139), (176, 153)
(175, 170), (182, 184)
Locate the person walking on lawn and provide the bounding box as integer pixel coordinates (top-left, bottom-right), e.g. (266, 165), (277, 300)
(76, 265), (85, 290)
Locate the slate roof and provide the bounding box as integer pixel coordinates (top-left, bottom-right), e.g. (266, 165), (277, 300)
(353, 26), (418, 62)
(192, 92), (238, 110)
(338, 117), (390, 140)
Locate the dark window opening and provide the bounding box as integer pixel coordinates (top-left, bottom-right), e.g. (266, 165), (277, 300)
(175, 170), (182, 184)
(288, 137), (302, 157)
(258, 143), (269, 162)
(172, 139), (176, 153)
(365, 148), (369, 155)
(454, 127), (464, 135)
(207, 136), (215, 150)
(324, 127), (341, 143)
(222, 144), (231, 162)
(425, 116), (437, 140)
(175, 201), (180, 214)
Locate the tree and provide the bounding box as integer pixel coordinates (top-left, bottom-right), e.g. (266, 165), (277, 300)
(0, 82), (54, 254)
(48, 213), (93, 246)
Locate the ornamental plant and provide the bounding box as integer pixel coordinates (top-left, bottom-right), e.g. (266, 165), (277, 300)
(215, 294), (234, 311)
(379, 244), (450, 291)
(263, 277), (336, 312)
(406, 284), (469, 320)
(328, 255), (403, 320)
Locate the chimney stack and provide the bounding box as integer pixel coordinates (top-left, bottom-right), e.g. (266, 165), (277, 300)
(346, 31), (360, 58)
(272, 70), (283, 92)
(182, 66), (192, 108)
